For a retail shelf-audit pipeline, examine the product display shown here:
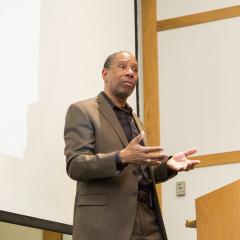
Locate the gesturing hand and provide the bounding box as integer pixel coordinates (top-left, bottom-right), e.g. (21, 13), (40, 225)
(119, 131), (168, 166)
(167, 149), (200, 172)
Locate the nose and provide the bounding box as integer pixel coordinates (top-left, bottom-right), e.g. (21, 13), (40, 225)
(126, 67), (134, 77)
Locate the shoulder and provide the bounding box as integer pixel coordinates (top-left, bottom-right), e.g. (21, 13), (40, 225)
(64, 97), (98, 122)
(71, 97), (97, 108)
(68, 97), (98, 113)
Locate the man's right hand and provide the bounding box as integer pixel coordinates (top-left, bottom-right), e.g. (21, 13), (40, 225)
(119, 131), (168, 166)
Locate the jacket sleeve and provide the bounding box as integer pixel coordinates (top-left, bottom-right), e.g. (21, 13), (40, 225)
(152, 163), (177, 183)
(133, 114), (177, 183)
(64, 103), (118, 182)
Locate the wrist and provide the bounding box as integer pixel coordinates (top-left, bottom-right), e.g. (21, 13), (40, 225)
(119, 149), (128, 164)
(115, 151), (127, 171)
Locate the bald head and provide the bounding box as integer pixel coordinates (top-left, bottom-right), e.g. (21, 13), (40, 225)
(103, 51), (134, 69)
(102, 51), (138, 107)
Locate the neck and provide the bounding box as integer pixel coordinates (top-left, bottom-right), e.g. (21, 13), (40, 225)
(103, 90), (127, 108)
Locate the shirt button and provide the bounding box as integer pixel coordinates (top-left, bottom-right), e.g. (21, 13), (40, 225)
(132, 170), (137, 175)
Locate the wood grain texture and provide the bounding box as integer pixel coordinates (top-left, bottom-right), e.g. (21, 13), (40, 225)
(141, 0), (162, 204)
(196, 179), (240, 240)
(43, 231), (62, 240)
(142, 0), (160, 146)
(157, 5), (240, 31)
(189, 150), (240, 168)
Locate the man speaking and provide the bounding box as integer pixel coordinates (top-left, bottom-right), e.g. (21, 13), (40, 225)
(64, 51), (199, 240)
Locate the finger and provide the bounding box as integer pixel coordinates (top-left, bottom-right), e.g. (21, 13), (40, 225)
(184, 161), (193, 171)
(191, 160), (200, 166)
(182, 160), (200, 171)
(147, 153), (168, 160)
(144, 159), (161, 166)
(145, 159), (151, 163)
(148, 161), (162, 166)
(188, 162), (195, 170)
(131, 131), (145, 144)
(142, 146), (164, 153)
(184, 148), (197, 157)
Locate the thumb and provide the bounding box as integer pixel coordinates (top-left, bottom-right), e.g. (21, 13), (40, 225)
(131, 131), (144, 144)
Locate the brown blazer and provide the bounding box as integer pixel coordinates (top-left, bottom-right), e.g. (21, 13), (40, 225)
(64, 93), (174, 240)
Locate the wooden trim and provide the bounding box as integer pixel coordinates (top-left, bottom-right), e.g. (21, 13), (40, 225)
(141, 0), (162, 203)
(195, 180), (240, 239)
(189, 150), (240, 168)
(0, 210), (72, 235)
(43, 230), (62, 240)
(134, 0), (140, 116)
(157, 5), (240, 31)
(142, 0), (159, 145)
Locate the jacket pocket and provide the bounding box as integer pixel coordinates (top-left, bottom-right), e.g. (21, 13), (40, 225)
(77, 193), (108, 206)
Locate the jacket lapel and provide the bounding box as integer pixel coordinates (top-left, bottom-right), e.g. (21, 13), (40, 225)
(132, 113), (148, 146)
(96, 93), (128, 147)
(132, 113), (155, 183)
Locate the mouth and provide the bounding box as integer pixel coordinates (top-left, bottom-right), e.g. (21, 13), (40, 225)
(122, 81), (135, 88)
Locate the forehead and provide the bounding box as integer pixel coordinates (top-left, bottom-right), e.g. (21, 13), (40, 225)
(113, 52), (137, 65)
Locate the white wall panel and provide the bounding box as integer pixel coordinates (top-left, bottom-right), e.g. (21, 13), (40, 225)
(158, 18), (240, 155)
(157, 0), (240, 20)
(157, 3), (240, 240)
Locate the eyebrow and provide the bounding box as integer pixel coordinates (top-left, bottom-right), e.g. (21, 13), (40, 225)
(117, 59), (138, 65)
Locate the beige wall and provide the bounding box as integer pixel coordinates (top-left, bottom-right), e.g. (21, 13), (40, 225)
(157, 0), (240, 19)
(0, 222), (42, 240)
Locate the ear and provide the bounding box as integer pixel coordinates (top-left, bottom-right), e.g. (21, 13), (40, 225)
(102, 68), (108, 83)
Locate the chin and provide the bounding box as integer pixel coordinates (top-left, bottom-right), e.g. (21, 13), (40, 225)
(115, 91), (132, 100)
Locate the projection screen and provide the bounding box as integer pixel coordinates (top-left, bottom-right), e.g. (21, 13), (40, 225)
(0, 0), (137, 225)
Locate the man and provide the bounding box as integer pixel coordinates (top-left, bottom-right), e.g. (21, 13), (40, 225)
(64, 51), (199, 240)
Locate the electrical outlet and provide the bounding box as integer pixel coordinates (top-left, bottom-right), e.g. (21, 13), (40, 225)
(176, 181), (186, 196)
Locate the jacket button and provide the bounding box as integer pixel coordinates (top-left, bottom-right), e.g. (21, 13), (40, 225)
(132, 191), (138, 196)
(132, 170), (137, 175)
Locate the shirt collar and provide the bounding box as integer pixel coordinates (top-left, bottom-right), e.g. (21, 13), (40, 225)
(101, 91), (133, 113)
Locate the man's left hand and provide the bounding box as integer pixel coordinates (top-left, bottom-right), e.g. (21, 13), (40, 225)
(167, 149), (200, 172)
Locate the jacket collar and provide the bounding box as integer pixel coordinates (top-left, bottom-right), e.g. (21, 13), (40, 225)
(96, 93), (129, 147)
(96, 92), (147, 147)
